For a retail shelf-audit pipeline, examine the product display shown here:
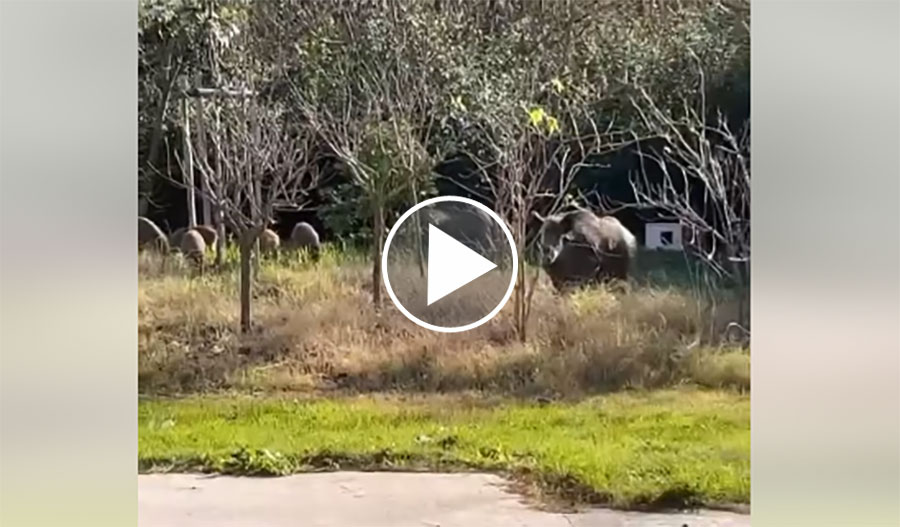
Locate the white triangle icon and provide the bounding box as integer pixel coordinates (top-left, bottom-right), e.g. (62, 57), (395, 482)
(427, 224), (498, 306)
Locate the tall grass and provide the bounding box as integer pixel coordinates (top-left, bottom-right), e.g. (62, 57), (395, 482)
(139, 245), (749, 396)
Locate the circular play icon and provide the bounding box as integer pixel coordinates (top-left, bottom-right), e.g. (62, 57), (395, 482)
(382, 196), (518, 333)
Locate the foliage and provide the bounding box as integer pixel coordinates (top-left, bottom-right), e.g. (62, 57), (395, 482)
(138, 0), (251, 194)
(139, 0), (750, 327)
(319, 182), (374, 246)
(139, 0), (751, 243)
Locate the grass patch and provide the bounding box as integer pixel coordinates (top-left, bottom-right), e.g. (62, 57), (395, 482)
(139, 388), (749, 511)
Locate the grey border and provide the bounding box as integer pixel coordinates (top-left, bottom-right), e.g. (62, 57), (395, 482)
(752, 1), (899, 526)
(1, 1), (137, 526)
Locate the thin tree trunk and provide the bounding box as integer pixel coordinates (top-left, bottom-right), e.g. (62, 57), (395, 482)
(193, 87), (212, 227)
(515, 249), (527, 342)
(142, 62), (182, 204)
(410, 179), (426, 277)
(731, 257), (750, 332)
(144, 51), (183, 177)
(213, 107), (225, 267)
(182, 97), (197, 228)
(240, 237), (253, 334)
(214, 206), (225, 267)
(253, 238), (261, 279)
(250, 99), (262, 277)
(145, 97), (170, 176)
(512, 209), (528, 342)
(372, 204), (385, 307)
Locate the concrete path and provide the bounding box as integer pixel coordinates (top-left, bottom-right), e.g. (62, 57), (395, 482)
(139, 472), (750, 527)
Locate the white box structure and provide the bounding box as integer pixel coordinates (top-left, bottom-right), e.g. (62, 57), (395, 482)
(644, 222), (683, 250)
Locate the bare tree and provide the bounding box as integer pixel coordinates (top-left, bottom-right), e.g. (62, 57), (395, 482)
(463, 80), (634, 341)
(281, 3), (441, 307)
(630, 78), (751, 332)
(299, 113), (434, 307)
(173, 93), (321, 333)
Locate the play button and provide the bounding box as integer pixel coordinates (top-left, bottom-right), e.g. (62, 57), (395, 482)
(382, 196), (518, 333)
(427, 224), (498, 305)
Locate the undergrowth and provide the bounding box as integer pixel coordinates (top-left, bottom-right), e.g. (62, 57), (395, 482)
(139, 246), (749, 396)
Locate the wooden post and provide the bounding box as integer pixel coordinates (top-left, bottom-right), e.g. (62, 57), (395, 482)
(182, 97), (197, 228)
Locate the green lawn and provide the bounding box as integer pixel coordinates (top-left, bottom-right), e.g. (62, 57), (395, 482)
(139, 388), (749, 510)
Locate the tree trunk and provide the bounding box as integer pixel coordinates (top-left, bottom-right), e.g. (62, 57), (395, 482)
(142, 62), (181, 205)
(193, 87), (212, 227)
(214, 206), (225, 267)
(372, 205), (385, 307)
(515, 249), (528, 342)
(144, 52), (182, 177)
(145, 98), (170, 177)
(239, 237), (253, 334)
(512, 210), (529, 342)
(253, 238), (261, 279)
(182, 97), (197, 228)
(410, 180), (426, 278)
(250, 100), (262, 277)
(213, 107), (224, 268)
(731, 257), (750, 332)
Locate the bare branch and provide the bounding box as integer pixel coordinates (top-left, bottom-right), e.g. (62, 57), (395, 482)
(629, 70), (750, 328)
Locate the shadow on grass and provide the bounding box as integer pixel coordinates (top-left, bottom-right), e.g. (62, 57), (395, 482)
(138, 447), (735, 514)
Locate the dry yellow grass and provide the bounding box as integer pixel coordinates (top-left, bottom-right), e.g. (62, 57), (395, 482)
(138, 249), (749, 396)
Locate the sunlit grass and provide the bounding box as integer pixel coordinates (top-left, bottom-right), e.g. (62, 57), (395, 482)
(139, 388), (749, 510)
(138, 246), (749, 395)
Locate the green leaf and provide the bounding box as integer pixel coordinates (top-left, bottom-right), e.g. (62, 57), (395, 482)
(546, 115), (560, 134)
(527, 106), (546, 127)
